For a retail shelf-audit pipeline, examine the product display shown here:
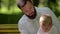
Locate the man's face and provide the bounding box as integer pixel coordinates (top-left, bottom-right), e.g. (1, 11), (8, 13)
(40, 17), (52, 32)
(21, 1), (35, 16)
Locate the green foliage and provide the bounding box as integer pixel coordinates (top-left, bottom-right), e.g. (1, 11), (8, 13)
(37, 0), (60, 21)
(0, 12), (24, 24)
(0, 0), (24, 24)
(58, 16), (60, 21)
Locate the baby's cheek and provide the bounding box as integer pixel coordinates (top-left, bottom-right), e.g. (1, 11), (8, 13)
(48, 26), (51, 30)
(41, 26), (46, 29)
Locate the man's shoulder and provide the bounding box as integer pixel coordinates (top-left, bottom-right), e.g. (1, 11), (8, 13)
(38, 7), (50, 9)
(35, 7), (51, 13)
(18, 15), (28, 24)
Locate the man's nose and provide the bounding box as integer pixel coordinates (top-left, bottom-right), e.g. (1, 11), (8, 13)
(27, 8), (30, 11)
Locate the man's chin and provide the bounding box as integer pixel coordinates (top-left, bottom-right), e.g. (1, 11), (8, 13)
(26, 14), (36, 19)
(42, 29), (49, 32)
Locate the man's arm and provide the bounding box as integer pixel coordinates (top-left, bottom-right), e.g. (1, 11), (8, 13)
(47, 8), (60, 32)
(18, 20), (30, 34)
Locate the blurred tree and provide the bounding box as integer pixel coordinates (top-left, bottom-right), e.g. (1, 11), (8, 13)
(0, 0), (60, 24)
(33, 0), (39, 7)
(38, 0), (48, 7)
(0, 0), (1, 8)
(55, 0), (60, 20)
(0, 0), (23, 24)
(2, 0), (8, 7)
(8, 0), (16, 10)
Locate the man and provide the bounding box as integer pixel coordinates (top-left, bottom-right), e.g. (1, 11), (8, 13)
(17, 0), (60, 34)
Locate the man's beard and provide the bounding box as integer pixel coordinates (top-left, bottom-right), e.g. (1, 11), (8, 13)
(25, 8), (37, 19)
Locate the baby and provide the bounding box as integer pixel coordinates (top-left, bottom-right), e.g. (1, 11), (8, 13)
(37, 14), (59, 34)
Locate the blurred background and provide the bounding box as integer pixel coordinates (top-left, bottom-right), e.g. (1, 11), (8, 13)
(0, 0), (60, 24)
(0, 0), (60, 34)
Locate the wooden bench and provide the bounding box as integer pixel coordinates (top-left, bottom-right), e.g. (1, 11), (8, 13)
(0, 24), (20, 34)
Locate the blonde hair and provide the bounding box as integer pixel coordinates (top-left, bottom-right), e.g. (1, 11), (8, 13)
(40, 14), (52, 24)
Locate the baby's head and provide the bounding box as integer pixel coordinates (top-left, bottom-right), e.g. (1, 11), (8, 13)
(39, 14), (52, 32)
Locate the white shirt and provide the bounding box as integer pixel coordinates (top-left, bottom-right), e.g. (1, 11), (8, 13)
(37, 26), (59, 34)
(18, 7), (60, 34)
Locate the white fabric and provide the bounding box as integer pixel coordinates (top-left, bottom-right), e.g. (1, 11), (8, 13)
(18, 7), (60, 34)
(37, 25), (59, 34)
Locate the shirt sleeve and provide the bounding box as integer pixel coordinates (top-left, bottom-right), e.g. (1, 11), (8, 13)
(18, 20), (30, 34)
(47, 8), (60, 32)
(37, 29), (40, 34)
(53, 26), (60, 34)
